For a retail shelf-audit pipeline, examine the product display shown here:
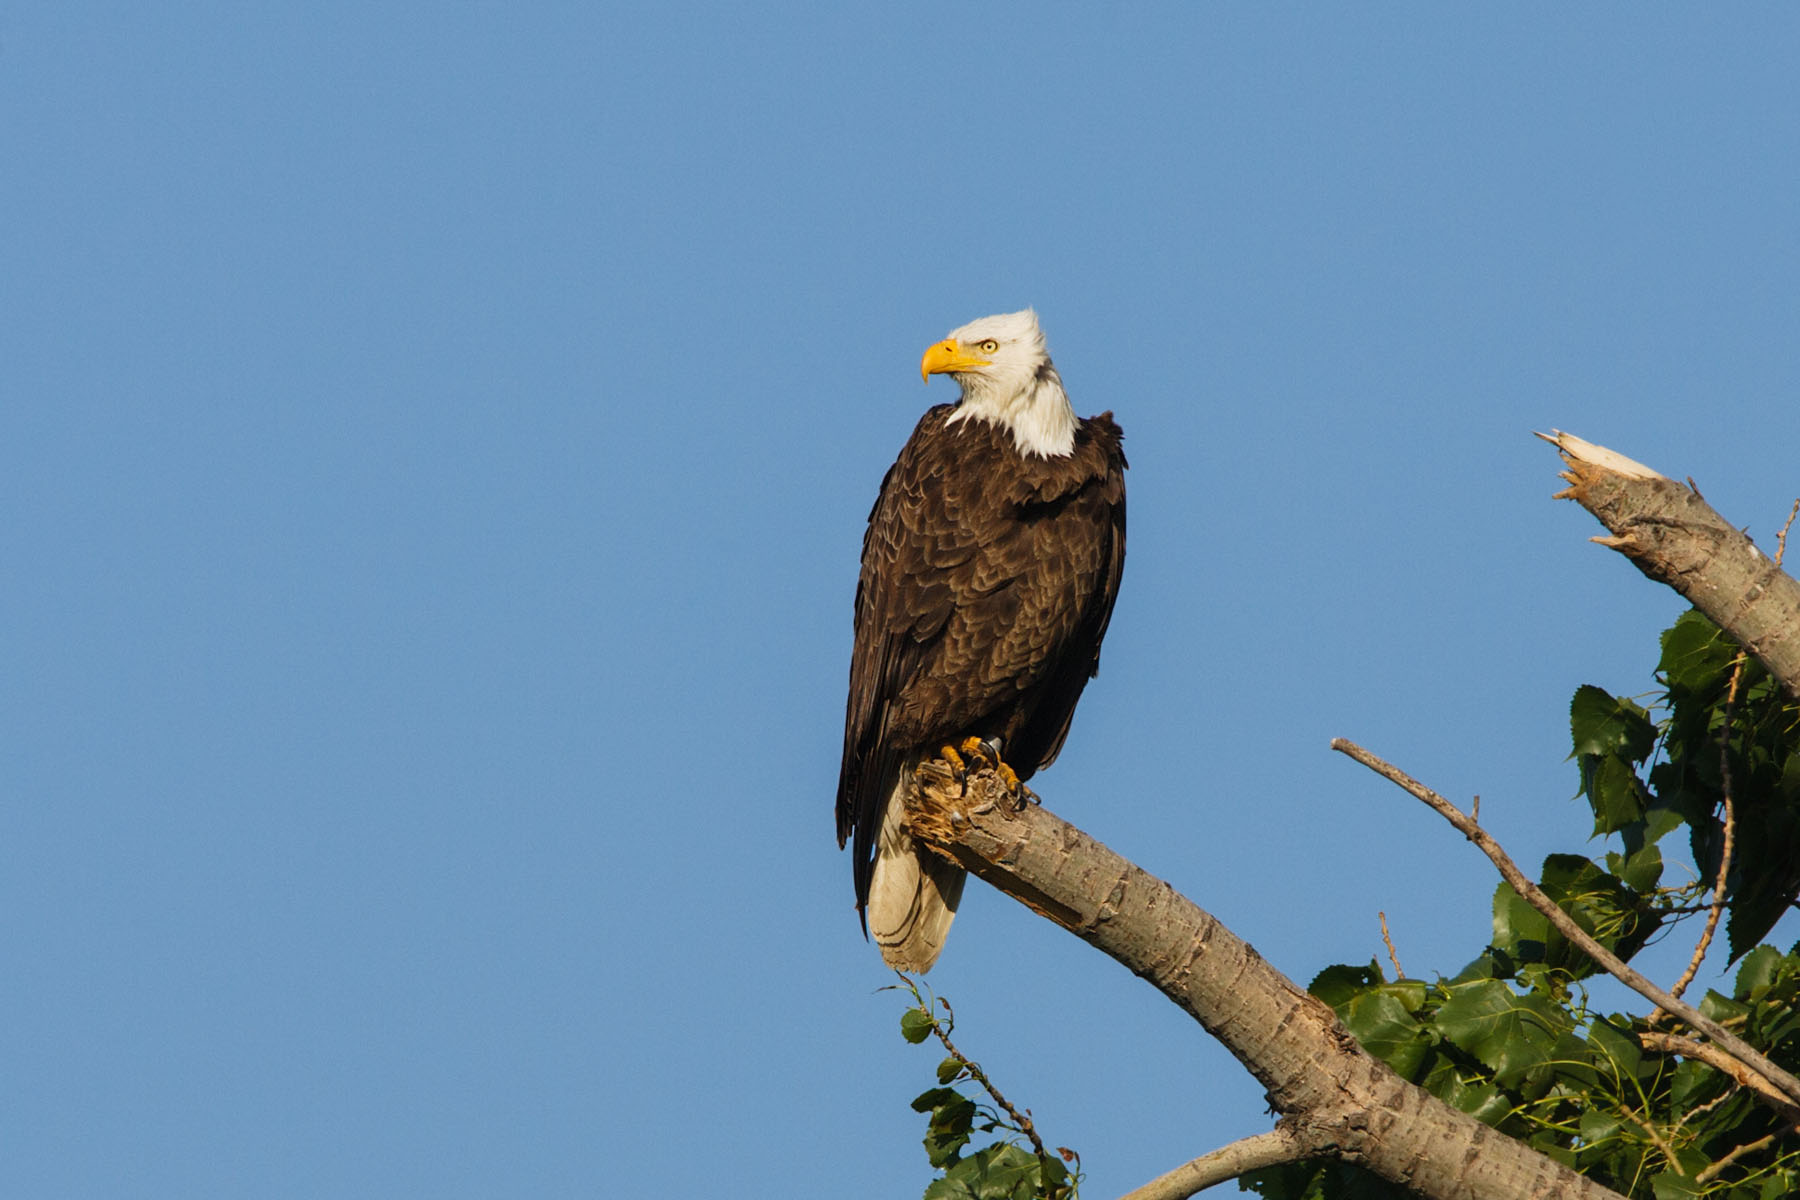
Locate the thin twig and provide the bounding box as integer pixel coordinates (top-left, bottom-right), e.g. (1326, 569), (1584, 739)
(1670, 652), (1746, 1000)
(1116, 1128), (1322, 1200)
(1331, 737), (1800, 1108)
(1678, 1085), (1735, 1128)
(1696, 1130), (1782, 1184)
(1379, 912), (1406, 980)
(1775, 498), (1800, 569)
(924, 996), (1051, 1163)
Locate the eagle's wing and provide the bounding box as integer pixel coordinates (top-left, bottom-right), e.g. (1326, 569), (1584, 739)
(836, 412), (974, 912)
(1008, 413), (1127, 772)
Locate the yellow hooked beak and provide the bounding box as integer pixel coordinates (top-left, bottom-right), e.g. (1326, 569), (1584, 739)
(920, 338), (992, 383)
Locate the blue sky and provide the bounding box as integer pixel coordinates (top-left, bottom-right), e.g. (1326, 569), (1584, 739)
(5, 6), (1799, 1198)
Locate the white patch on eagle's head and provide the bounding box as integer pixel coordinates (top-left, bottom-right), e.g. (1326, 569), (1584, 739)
(921, 308), (1078, 458)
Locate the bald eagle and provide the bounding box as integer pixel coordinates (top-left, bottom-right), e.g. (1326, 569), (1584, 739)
(836, 309), (1127, 972)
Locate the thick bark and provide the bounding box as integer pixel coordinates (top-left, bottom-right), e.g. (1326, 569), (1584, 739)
(904, 764), (1628, 1200)
(1546, 430), (1800, 701)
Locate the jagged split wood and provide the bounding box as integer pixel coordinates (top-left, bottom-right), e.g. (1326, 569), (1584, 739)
(1544, 430), (1800, 700)
(904, 762), (1629, 1200)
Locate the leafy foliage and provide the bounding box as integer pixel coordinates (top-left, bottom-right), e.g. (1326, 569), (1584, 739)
(1643, 613), (1800, 959)
(892, 978), (1079, 1200)
(1245, 611), (1800, 1200)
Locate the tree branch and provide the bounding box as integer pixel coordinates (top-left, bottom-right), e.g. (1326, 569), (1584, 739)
(1116, 1126), (1324, 1200)
(1543, 430), (1800, 700)
(1637, 1032), (1800, 1128)
(903, 762), (1631, 1200)
(1330, 737), (1800, 1110)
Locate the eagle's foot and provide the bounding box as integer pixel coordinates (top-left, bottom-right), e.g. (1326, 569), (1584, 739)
(945, 736), (1032, 810)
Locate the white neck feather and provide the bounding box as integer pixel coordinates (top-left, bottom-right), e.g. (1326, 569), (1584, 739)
(945, 363), (1078, 458)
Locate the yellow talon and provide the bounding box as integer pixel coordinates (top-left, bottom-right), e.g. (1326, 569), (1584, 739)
(996, 760), (1022, 793)
(938, 743), (969, 779)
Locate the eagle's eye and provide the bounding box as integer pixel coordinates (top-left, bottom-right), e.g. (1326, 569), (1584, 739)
(976, 339), (999, 354)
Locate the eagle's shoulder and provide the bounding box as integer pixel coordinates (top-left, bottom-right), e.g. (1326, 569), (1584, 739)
(1078, 411), (1127, 472)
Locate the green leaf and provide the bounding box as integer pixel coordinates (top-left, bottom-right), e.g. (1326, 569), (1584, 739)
(1618, 842), (1664, 892)
(901, 1008), (935, 1044)
(1735, 944), (1783, 1000)
(1723, 794), (1800, 960)
(1440, 1072), (1512, 1125)
(1658, 610), (1732, 693)
(920, 1092), (976, 1168)
(1650, 1170), (1706, 1200)
(1435, 980), (1564, 1087)
(1779, 747), (1800, 802)
(936, 1056), (965, 1085)
(1577, 1104), (1623, 1147)
(923, 1143), (1042, 1200)
(1490, 881), (1550, 964)
(1342, 990), (1431, 1079)
(1587, 753), (1648, 834)
(1449, 951), (1506, 985)
(911, 1086), (960, 1113)
(1667, 1058), (1719, 1113)
(1699, 987), (1749, 1024)
(1542, 854), (1654, 960)
(1539, 1028), (1599, 1092)
(1582, 1016), (1643, 1082)
(1381, 979), (1428, 1012)
(1571, 685), (1656, 761)
(1489, 855), (1658, 977)
(1309, 961), (1382, 1009)
(1763, 1171), (1800, 1200)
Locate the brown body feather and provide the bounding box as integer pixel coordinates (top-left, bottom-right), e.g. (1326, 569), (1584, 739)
(836, 404), (1126, 965)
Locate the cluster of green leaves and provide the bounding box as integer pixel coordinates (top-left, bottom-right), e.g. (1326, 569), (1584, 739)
(893, 981), (1079, 1200)
(1246, 611), (1800, 1200)
(1578, 611), (1800, 961)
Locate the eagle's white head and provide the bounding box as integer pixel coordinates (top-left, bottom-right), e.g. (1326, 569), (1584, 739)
(921, 308), (1078, 458)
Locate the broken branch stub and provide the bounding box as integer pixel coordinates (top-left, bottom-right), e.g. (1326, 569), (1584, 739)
(1544, 430), (1800, 700)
